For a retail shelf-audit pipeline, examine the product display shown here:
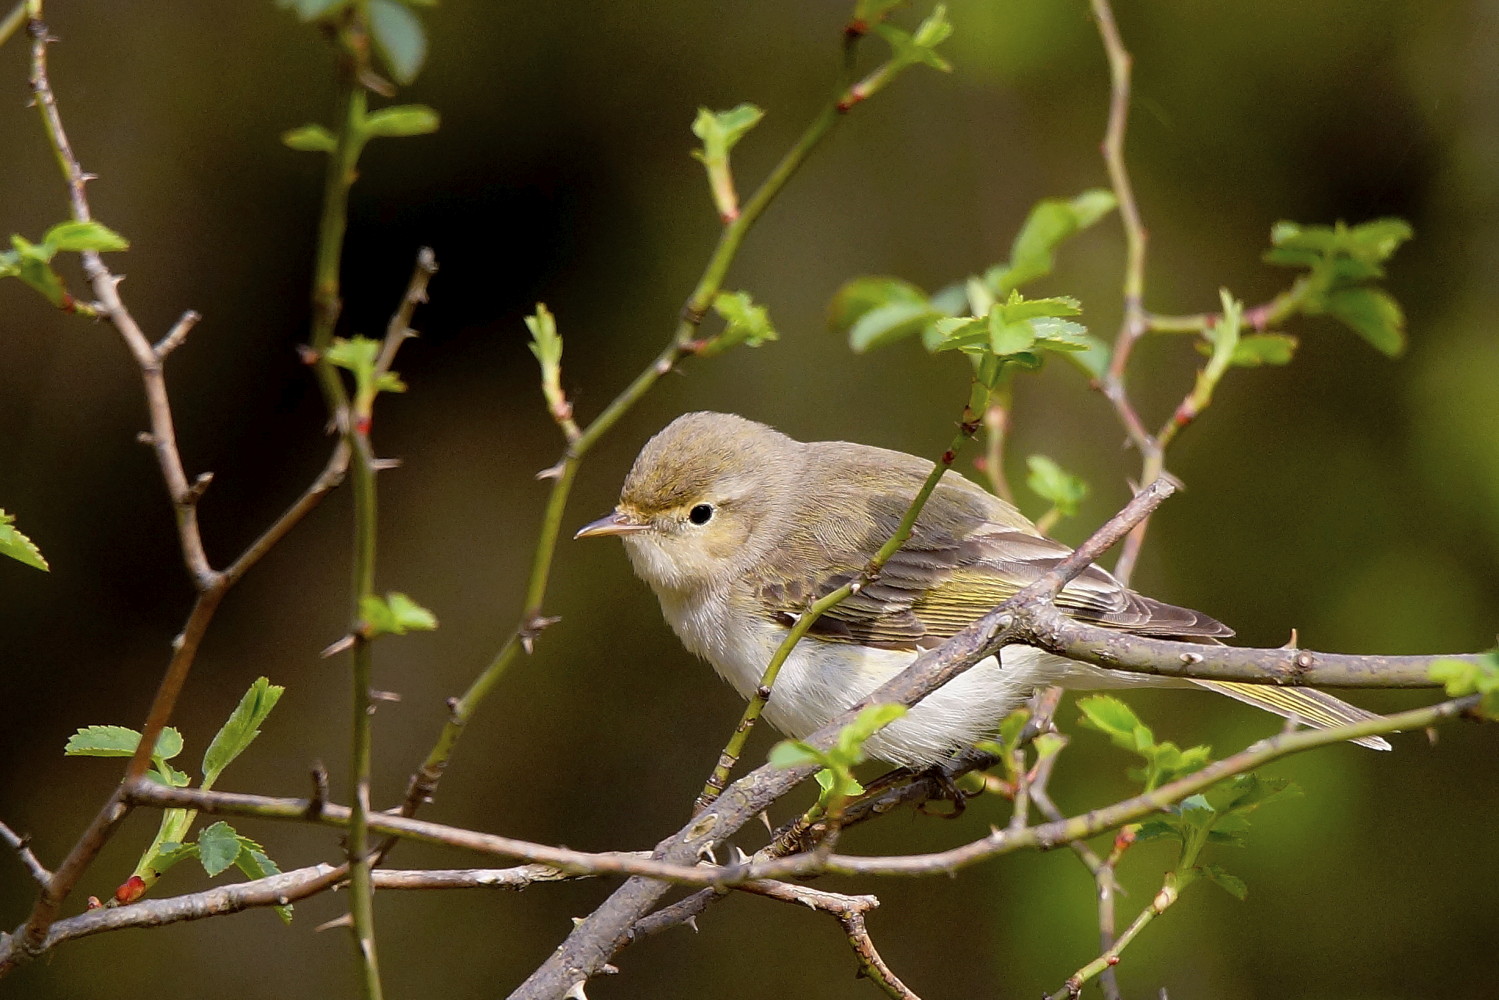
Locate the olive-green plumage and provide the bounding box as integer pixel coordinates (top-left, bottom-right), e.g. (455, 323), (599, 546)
(578, 412), (1389, 763)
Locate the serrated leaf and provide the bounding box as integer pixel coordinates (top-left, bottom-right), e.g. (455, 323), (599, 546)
(701, 290), (777, 356)
(148, 760), (191, 788)
(1324, 287), (1405, 357)
(235, 839), (294, 923)
(196, 821), (242, 877)
(369, 0), (427, 84)
(364, 104), (440, 139)
(1199, 864), (1248, 900)
(0, 509), (48, 571)
(360, 591), (439, 638)
(281, 124), (337, 153)
(202, 677), (285, 789)
(1026, 455), (1088, 518)
(65, 725), (183, 759)
(43, 220), (129, 254)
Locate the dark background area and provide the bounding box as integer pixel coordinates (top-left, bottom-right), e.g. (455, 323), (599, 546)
(2, 2), (1497, 998)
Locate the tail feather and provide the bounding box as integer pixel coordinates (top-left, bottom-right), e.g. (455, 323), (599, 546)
(1191, 679), (1393, 751)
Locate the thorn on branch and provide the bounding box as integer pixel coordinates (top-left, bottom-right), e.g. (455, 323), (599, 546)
(519, 614), (561, 654)
(321, 634), (356, 658)
(308, 763), (329, 820)
(184, 471), (214, 505)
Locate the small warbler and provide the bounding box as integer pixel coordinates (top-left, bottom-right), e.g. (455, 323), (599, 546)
(577, 411), (1389, 765)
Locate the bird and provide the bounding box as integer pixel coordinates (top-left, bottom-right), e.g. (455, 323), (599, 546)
(576, 411), (1390, 766)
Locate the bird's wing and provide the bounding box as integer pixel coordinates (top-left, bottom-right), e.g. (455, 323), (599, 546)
(756, 469), (1231, 649)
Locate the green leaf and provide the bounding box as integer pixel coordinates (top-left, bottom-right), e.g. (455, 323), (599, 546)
(282, 124), (338, 153)
(848, 301), (943, 353)
(1199, 864), (1248, 900)
(202, 677), (285, 789)
(369, 0), (428, 84)
(234, 838), (293, 923)
(701, 290), (777, 356)
(690, 104), (764, 165)
(1025, 455), (1088, 519)
(9, 235), (67, 308)
(42, 220), (129, 254)
(147, 759), (192, 788)
(874, 4), (953, 74)
(196, 821), (243, 877)
(0, 509), (48, 571)
(768, 740), (822, 769)
(526, 303), (562, 367)
(1323, 287), (1406, 357)
(364, 104), (440, 139)
(326, 336), (381, 376)
(996, 707), (1029, 750)
(987, 312), (1036, 356)
(1210, 332), (1298, 367)
(988, 189), (1117, 293)
(834, 703), (907, 761)
(65, 725), (183, 759)
(828, 276), (929, 333)
(1429, 653), (1499, 719)
(1076, 695), (1144, 745)
(360, 591), (439, 637)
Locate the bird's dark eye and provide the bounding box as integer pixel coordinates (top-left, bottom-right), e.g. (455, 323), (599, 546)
(688, 503), (714, 525)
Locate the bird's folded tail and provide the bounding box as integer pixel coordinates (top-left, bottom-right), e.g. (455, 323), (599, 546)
(1190, 679), (1393, 751)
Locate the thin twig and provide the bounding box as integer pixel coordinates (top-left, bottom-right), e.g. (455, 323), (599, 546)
(737, 881), (919, 1000)
(0, 822), (51, 887)
(153, 310), (202, 359)
(0, 860), (624, 970)
(0, 0), (25, 48)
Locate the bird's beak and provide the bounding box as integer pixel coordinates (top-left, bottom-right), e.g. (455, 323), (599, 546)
(574, 509), (651, 539)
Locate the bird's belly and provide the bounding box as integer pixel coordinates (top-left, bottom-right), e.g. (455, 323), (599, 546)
(705, 620), (1067, 767)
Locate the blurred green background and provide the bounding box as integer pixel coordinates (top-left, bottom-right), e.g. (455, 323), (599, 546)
(2, 1), (1497, 998)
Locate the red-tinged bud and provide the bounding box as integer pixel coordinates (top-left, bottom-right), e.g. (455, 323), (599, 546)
(355, 415), (372, 436)
(1113, 828), (1136, 853)
(114, 875), (147, 905)
(60, 292), (77, 313)
(1107, 956), (1121, 967)
(845, 19), (868, 38)
(86, 896), (103, 910)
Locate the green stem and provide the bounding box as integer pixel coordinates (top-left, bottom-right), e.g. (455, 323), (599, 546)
(1047, 873), (1178, 1000)
(309, 38), (368, 418)
(0, 1), (25, 51)
(347, 424), (382, 998)
(696, 402), (986, 810)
